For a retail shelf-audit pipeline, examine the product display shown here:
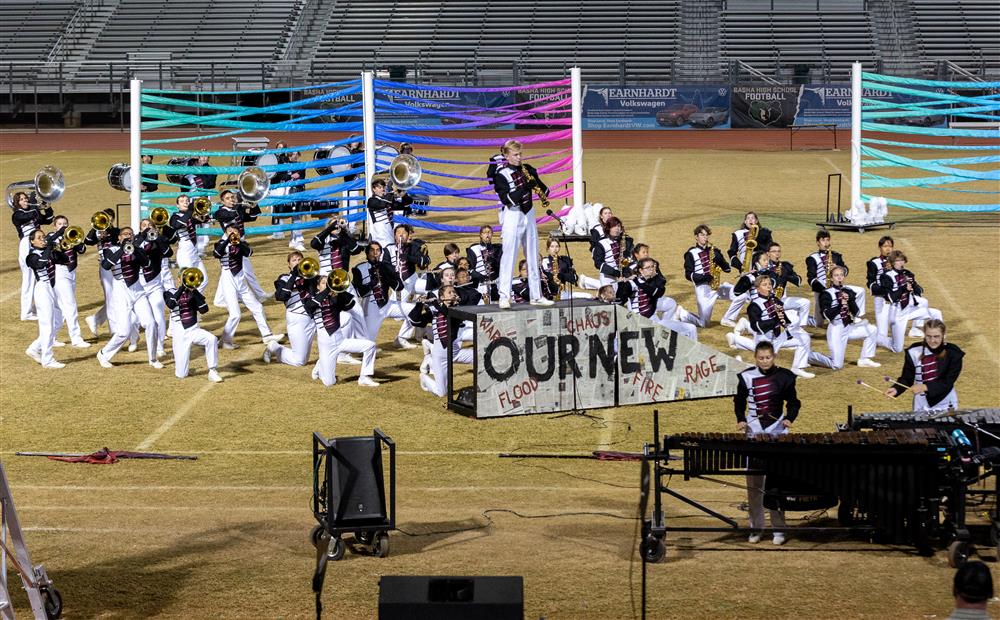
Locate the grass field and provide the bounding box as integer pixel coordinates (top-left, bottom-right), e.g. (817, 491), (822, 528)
(2, 142), (999, 619)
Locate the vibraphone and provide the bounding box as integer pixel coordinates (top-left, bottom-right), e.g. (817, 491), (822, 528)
(641, 419), (965, 563)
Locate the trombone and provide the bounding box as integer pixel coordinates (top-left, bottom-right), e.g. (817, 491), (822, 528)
(60, 226), (85, 251)
(181, 267), (204, 290)
(150, 207), (170, 228)
(91, 210), (113, 231)
(6, 166), (65, 209)
(192, 196), (212, 220)
(297, 257), (321, 279)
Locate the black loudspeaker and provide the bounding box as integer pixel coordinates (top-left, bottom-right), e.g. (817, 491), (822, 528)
(389, 65), (407, 80)
(325, 436), (386, 525)
(379, 576), (524, 620)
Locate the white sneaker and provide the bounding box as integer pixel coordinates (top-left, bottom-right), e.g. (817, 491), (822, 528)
(792, 368), (815, 379)
(72, 339), (92, 349)
(128, 341), (138, 353)
(338, 353), (361, 365)
(419, 371), (433, 393)
(291, 243), (306, 252)
(262, 345), (272, 364)
(720, 319), (737, 328)
(358, 376), (380, 387)
(85, 315), (98, 336)
(22, 313), (37, 321)
(772, 533), (787, 546)
(395, 337), (417, 350)
(207, 369), (223, 383)
(529, 298), (554, 306)
(270, 232), (285, 240)
(748, 532), (762, 544)
(908, 328), (924, 338)
(149, 360), (164, 369)
(498, 298), (511, 309)
(258, 292), (274, 302)
(96, 350), (113, 368)
(222, 340), (239, 350)
(53, 340), (66, 348)
(857, 358), (881, 368)
(157, 348), (166, 359)
(25, 348), (42, 363)
(42, 361), (65, 369)
(725, 333), (737, 350)
(262, 333), (284, 345)
(311, 365), (320, 380)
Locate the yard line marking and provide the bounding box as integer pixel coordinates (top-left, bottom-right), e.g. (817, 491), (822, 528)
(0, 150), (66, 163)
(2, 449), (596, 456)
(822, 156), (850, 185)
(0, 243), (97, 304)
(14, 484), (632, 492)
(638, 157), (663, 231)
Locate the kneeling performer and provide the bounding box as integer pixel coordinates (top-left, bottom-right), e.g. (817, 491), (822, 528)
(303, 272), (379, 387)
(164, 269), (222, 382)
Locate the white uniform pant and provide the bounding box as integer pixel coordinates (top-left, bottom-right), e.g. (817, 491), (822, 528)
(422, 338), (475, 397)
(214, 256), (266, 306)
(692, 283), (733, 327)
(781, 296), (811, 329)
(219, 270), (272, 344)
(270, 310), (315, 366)
(316, 328), (376, 387)
(754, 328), (825, 371)
(27, 282), (61, 365)
(914, 389), (958, 413)
(19, 236), (35, 319)
(363, 298), (393, 342)
(92, 265), (116, 332)
(722, 292), (749, 324)
(826, 318), (877, 369)
(578, 274), (602, 290)
(341, 286), (368, 340)
(888, 300), (942, 353)
(812, 286), (866, 326)
(653, 298), (698, 341)
(173, 325), (219, 378)
(177, 239), (208, 293)
(873, 296), (892, 348)
(747, 422), (788, 532)
(134, 274), (167, 354)
(370, 220), (394, 251)
(101, 280), (158, 363)
(498, 207), (541, 302)
(53, 266), (83, 342)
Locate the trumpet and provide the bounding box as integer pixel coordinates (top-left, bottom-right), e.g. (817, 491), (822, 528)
(328, 268), (350, 293)
(146, 227), (159, 242)
(297, 257), (320, 279)
(228, 232), (241, 245)
(150, 207), (170, 228)
(122, 239), (135, 255)
(91, 210), (112, 231)
(181, 267), (204, 290)
(742, 224), (758, 274)
(60, 225), (85, 251)
(6, 166), (64, 210)
(192, 196), (212, 220)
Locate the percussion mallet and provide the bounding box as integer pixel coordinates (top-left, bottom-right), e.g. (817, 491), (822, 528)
(883, 376), (913, 392)
(856, 379), (892, 398)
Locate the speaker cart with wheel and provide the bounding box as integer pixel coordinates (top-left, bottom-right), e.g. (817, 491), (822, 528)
(311, 430), (396, 561)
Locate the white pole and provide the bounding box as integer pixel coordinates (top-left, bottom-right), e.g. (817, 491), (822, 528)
(130, 78), (142, 229)
(570, 67), (584, 210)
(851, 62), (862, 209)
(362, 71), (376, 236)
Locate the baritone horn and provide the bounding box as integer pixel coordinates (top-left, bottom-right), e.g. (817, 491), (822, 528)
(6, 166), (65, 209)
(298, 257), (320, 279)
(150, 207), (170, 227)
(237, 166), (270, 203)
(388, 154), (421, 191)
(60, 225), (85, 250)
(181, 267), (204, 290)
(328, 268), (350, 293)
(192, 196), (212, 219)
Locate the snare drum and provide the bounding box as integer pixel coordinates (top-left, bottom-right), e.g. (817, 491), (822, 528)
(107, 163), (132, 192)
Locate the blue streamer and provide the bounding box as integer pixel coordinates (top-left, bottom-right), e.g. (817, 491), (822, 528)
(862, 72), (1000, 90)
(865, 138), (1000, 151)
(861, 193), (999, 212)
(862, 121), (1000, 138)
(142, 79), (361, 96)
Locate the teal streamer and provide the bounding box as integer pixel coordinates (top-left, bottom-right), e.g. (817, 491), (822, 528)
(861, 72), (1000, 90)
(860, 80), (1000, 107)
(862, 154), (1000, 167)
(860, 172), (996, 189)
(860, 145), (1000, 180)
(865, 138), (1000, 151)
(862, 121), (1000, 138)
(861, 193), (999, 212)
(142, 78), (361, 96)
(142, 135), (361, 158)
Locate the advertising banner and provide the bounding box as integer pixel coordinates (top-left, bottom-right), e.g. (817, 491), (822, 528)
(731, 85), (803, 128)
(376, 87), (516, 128)
(582, 85), (731, 130)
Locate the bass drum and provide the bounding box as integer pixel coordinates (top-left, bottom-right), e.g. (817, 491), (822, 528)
(165, 157), (194, 186)
(240, 151), (278, 169)
(374, 144), (399, 173)
(107, 163), (132, 192)
(314, 145), (353, 177)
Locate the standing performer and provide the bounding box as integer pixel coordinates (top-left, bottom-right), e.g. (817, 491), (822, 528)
(467, 225), (502, 303)
(48, 216), (90, 348)
(735, 340), (800, 545)
(95, 228), (161, 369)
(265, 251), (317, 367)
(747, 277), (825, 379)
(866, 236), (896, 346)
(683, 224), (733, 327)
(135, 219), (173, 358)
(186, 154), (217, 255)
(352, 241), (400, 342)
(616, 258), (698, 341)
(214, 189), (268, 302)
(24, 229), (64, 368)
(410, 285), (473, 396)
(819, 266), (881, 369)
(884, 319), (963, 411)
(382, 224), (430, 349)
(304, 273), (379, 388)
(493, 139), (553, 308)
(805, 230), (866, 327)
(169, 194), (208, 292)
(164, 271), (223, 383)
(12, 191), (54, 321)
(213, 227), (281, 349)
(366, 179), (408, 250)
(83, 208), (120, 335)
(592, 216), (635, 287)
(311, 217), (364, 275)
(879, 250), (943, 353)
(727, 211), (774, 273)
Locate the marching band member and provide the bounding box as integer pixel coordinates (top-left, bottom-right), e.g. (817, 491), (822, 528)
(467, 225), (502, 303)
(95, 227), (161, 369)
(410, 285), (473, 396)
(47, 216), (90, 348)
(352, 241), (401, 342)
(763, 243), (809, 328)
(616, 258), (698, 341)
(214, 189), (268, 302)
(312, 217), (364, 276)
(735, 340), (800, 545)
(84, 208), (119, 336)
(721, 250), (772, 328)
(727, 211), (774, 273)
(304, 273), (379, 387)
(285, 150), (307, 251)
(589, 205), (614, 248)
(265, 251), (317, 367)
(12, 191), (54, 321)
(747, 277), (824, 379)
(805, 230), (866, 327)
(866, 236), (896, 346)
(597, 285), (616, 303)
(879, 250), (943, 353)
(725, 252), (774, 351)
(134, 218), (173, 358)
(884, 319), (962, 411)
(511, 260), (530, 305)
(592, 216), (634, 288)
(382, 224), (430, 349)
(169, 194), (208, 293)
(186, 155), (216, 255)
(213, 227), (281, 349)
(819, 266), (881, 369)
(164, 271), (223, 383)
(140, 154), (158, 193)
(24, 229), (64, 368)
(366, 178), (398, 250)
(683, 224), (733, 327)
(493, 139), (553, 309)
(454, 268), (485, 306)
(541, 238), (585, 300)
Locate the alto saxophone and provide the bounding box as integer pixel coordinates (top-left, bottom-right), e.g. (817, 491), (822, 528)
(519, 164), (550, 210)
(825, 248), (834, 284)
(774, 262), (785, 299)
(742, 224), (758, 274)
(707, 243), (722, 290)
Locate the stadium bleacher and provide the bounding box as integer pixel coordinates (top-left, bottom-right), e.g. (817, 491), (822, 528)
(910, 0), (1000, 77)
(0, 1), (80, 63)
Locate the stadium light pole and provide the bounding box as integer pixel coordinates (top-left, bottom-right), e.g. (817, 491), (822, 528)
(571, 67), (584, 209)
(851, 62), (861, 209)
(130, 78), (142, 229)
(362, 71), (376, 235)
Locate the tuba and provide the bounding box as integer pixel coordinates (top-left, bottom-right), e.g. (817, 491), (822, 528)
(150, 207), (170, 228)
(91, 210), (112, 231)
(237, 166), (270, 204)
(7, 166), (65, 209)
(192, 196), (212, 219)
(742, 224), (758, 273)
(181, 267), (204, 290)
(298, 257), (320, 279)
(328, 268), (350, 293)
(388, 154), (422, 192)
(60, 225), (85, 251)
